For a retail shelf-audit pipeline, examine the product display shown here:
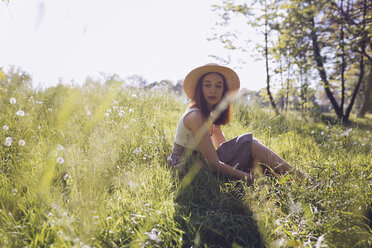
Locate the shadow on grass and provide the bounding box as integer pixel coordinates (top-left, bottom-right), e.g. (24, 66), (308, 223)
(173, 170), (264, 248)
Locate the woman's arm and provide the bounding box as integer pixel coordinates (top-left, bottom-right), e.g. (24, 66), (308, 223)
(211, 125), (226, 148)
(184, 111), (253, 181)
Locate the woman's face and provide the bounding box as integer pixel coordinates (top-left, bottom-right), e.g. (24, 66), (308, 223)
(201, 73), (225, 110)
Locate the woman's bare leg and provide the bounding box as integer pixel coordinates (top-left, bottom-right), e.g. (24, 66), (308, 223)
(251, 138), (292, 175)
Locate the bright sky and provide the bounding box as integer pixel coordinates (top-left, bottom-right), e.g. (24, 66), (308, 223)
(0, 0), (265, 90)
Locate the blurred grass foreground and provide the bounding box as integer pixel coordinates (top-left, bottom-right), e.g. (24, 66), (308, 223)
(0, 73), (371, 247)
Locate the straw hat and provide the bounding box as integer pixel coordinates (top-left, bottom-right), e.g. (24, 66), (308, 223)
(183, 63), (240, 99)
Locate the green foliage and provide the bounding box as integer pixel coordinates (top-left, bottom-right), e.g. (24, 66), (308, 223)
(1, 75), (371, 247)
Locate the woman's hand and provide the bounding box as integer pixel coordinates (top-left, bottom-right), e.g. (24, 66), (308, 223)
(184, 110), (253, 181)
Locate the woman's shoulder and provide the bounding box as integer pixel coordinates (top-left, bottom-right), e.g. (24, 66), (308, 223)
(183, 108), (204, 129)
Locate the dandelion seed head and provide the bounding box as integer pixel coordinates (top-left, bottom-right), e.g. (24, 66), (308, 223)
(56, 157), (64, 164)
(48, 212), (53, 217)
(12, 188), (18, 195)
(320, 131), (324, 136)
(4, 137), (12, 146)
(2, 125), (9, 131)
(311, 130), (315, 134)
(289, 202), (302, 215)
(9, 98), (16, 104)
(18, 139), (25, 146)
(129, 108), (134, 113)
(16, 110), (25, 117)
(57, 144), (64, 151)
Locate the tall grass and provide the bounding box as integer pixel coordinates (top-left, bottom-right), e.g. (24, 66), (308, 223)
(0, 81), (371, 247)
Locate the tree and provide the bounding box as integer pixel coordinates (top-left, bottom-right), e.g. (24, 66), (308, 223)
(275, 0), (371, 123)
(212, 0), (279, 115)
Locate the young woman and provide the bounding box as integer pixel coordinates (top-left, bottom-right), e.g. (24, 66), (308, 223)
(168, 64), (298, 181)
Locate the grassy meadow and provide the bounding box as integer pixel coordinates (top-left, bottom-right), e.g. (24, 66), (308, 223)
(0, 81), (371, 247)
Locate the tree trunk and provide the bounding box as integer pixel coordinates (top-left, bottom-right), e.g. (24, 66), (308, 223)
(357, 63), (372, 117)
(264, 3), (279, 115)
(310, 17), (344, 120)
(340, 9), (346, 113)
(345, 55), (365, 121)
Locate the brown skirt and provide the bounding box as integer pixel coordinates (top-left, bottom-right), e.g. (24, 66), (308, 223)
(216, 133), (253, 172)
(167, 133), (253, 175)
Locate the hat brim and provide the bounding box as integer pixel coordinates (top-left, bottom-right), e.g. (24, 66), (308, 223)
(183, 64), (240, 99)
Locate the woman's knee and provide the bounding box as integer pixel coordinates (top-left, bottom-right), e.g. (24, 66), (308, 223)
(252, 138), (263, 150)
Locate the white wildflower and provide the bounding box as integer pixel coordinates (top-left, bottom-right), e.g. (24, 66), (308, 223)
(129, 108), (134, 113)
(311, 130), (315, 134)
(18, 139), (25, 146)
(144, 228), (161, 243)
(106, 108), (112, 113)
(57, 144), (64, 151)
(12, 188), (18, 195)
(343, 128), (353, 137)
(63, 174), (71, 181)
(132, 94), (137, 98)
(104, 112), (110, 117)
(133, 147), (142, 154)
(320, 131), (324, 136)
(9, 98), (16, 104)
(48, 212), (53, 217)
(48, 108), (53, 112)
(56, 157), (64, 164)
(2, 125), (9, 131)
(118, 110), (125, 117)
(4, 137), (12, 146)
(16, 110), (25, 117)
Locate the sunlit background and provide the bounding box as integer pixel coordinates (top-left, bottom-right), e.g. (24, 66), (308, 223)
(0, 0), (265, 90)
